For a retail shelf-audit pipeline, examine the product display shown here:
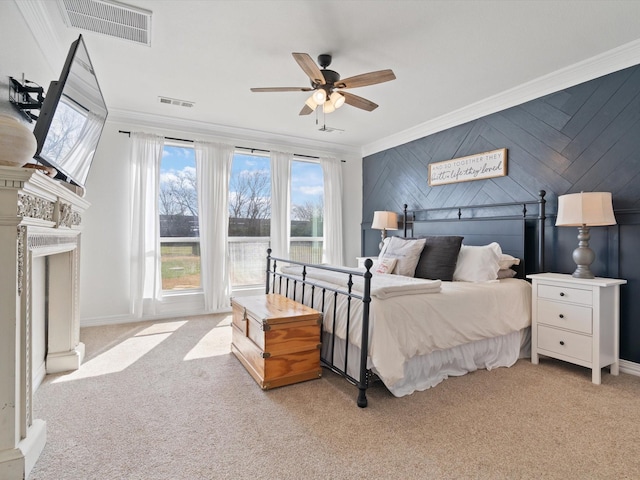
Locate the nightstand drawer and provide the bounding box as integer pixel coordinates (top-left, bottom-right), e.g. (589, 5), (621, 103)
(537, 325), (592, 363)
(538, 284), (592, 306)
(537, 299), (592, 334)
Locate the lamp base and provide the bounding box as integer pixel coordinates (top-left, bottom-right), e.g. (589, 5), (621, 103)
(378, 229), (387, 252)
(571, 225), (595, 279)
(571, 264), (595, 279)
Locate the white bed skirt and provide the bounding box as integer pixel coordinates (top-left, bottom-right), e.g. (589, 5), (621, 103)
(322, 327), (531, 397)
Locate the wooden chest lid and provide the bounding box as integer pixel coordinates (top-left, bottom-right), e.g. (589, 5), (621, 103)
(232, 293), (320, 325)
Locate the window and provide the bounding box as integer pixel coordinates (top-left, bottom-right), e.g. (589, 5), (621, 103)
(228, 153), (271, 287)
(290, 159), (323, 264)
(158, 145), (201, 291)
(156, 147), (325, 291)
(227, 154), (325, 287)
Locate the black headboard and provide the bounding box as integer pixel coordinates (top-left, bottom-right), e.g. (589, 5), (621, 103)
(401, 191), (547, 278)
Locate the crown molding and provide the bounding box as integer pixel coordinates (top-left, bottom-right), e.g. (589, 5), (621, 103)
(107, 108), (362, 159)
(362, 38), (640, 158)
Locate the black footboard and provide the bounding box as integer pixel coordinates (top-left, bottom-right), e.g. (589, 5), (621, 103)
(266, 249), (373, 407)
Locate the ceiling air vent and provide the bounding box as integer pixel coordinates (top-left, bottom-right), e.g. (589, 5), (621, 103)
(158, 96), (195, 108)
(58, 0), (152, 46)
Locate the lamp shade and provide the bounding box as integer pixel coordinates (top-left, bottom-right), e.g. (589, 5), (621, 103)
(556, 192), (616, 227)
(371, 211), (398, 230)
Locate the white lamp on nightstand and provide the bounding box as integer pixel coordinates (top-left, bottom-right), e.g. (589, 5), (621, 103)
(555, 191), (616, 279)
(372, 210), (398, 251)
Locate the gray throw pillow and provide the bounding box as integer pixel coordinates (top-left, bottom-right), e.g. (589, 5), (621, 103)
(413, 236), (463, 281)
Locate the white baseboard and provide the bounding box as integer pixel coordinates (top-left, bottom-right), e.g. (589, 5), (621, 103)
(619, 359), (640, 377)
(32, 361), (46, 392)
(80, 308), (231, 328)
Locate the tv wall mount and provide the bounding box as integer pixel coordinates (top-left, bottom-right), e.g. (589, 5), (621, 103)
(9, 76), (44, 122)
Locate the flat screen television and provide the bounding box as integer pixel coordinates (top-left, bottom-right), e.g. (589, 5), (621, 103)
(33, 34), (108, 188)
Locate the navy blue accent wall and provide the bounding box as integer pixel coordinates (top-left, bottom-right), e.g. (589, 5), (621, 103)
(363, 64), (640, 363)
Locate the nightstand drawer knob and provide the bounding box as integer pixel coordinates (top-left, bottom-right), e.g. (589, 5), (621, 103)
(559, 340), (565, 346)
(559, 292), (565, 297)
(559, 314), (564, 319)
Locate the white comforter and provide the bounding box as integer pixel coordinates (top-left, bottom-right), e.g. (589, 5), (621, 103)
(368, 279), (531, 386)
(275, 267), (531, 390)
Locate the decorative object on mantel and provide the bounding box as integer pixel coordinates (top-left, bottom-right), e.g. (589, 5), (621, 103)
(428, 148), (507, 186)
(372, 210), (398, 251)
(0, 114), (37, 167)
(23, 163), (57, 177)
(555, 191), (616, 279)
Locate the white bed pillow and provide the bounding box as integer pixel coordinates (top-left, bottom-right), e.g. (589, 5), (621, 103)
(497, 268), (517, 279)
(379, 236), (392, 256)
(453, 242), (502, 282)
(498, 253), (520, 270)
(379, 236), (427, 276)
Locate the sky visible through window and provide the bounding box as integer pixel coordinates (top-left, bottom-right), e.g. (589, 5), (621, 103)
(160, 147), (323, 207)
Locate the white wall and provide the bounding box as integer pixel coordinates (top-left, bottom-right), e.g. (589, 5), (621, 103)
(79, 123), (133, 323)
(341, 156), (362, 265)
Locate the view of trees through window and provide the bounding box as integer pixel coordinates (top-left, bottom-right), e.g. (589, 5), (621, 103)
(159, 145), (200, 291)
(159, 147), (324, 290)
(290, 159), (323, 264)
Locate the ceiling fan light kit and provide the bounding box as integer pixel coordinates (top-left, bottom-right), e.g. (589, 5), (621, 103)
(330, 91), (346, 109)
(251, 52), (396, 117)
(311, 89), (327, 105)
(304, 96), (317, 111)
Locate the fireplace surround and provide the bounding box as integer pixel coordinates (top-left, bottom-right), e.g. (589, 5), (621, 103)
(0, 166), (89, 479)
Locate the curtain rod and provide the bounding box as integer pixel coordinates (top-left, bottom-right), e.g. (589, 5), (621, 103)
(117, 130), (345, 162)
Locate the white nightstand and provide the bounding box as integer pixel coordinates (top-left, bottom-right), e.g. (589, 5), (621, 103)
(527, 273), (626, 384)
(356, 256), (378, 268)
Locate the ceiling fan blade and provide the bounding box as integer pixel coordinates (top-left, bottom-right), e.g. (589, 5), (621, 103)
(336, 69), (396, 89)
(250, 87), (313, 92)
(299, 104), (315, 115)
(292, 52), (325, 85)
(340, 91), (378, 111)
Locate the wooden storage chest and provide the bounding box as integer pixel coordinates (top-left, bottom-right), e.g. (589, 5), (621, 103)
(231, 293), (322, 389)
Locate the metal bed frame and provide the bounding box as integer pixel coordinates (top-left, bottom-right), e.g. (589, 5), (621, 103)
(266, 191), (546, 408)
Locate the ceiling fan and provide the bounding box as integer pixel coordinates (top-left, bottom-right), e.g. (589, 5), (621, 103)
(250, 53), (396, 115)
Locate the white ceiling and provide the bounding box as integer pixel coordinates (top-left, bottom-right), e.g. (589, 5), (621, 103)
(6, 0), (640, 156)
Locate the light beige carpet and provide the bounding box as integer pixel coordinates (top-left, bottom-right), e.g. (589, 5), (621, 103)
(30, 314), (640, 479)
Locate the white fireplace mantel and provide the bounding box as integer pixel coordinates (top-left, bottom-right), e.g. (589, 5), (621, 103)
(0, 166), (90, 479)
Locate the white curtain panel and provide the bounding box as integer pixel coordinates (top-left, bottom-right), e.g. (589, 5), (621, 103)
(321, 156), (344, 265)
(270, 151), (292, 259)
(130, 132), (164, 318)
(195, 141), (235, 312)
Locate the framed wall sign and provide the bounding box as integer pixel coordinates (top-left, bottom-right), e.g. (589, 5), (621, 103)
(428, 148), (507, 186)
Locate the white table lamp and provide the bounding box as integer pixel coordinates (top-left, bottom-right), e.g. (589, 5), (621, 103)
(372, 211), (398, 251)
(555, 192), (616, 279)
